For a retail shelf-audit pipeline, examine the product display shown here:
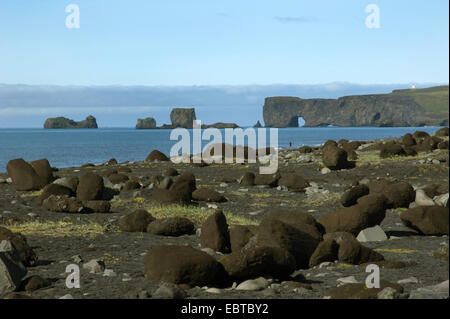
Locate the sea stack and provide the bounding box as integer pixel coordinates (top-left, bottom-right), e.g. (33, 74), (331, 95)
(44, 115), (98, 129)
(136, 117), (157, 129)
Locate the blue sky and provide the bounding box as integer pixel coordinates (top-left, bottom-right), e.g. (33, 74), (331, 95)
(0, 0), (448, 86)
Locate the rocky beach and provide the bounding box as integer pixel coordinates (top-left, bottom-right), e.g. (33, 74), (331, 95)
(0, 127), (448, 300)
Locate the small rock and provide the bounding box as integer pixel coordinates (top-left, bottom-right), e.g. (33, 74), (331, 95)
(337, 276), (359, 285)
(82, 259), (105, 274)
(205, 288), (222, 294)
(236, 277), (270, 291)
(59, 294), (74, 299)
(152, 282), (187, 299)
(71, 255), (83, 263)
(415, 189), (436, 206)
(434, 193), (449, 207)
(321, 167), (331, 175)
(103, 269), (117, 277)
(356, 225), (388, 242)
(377, 287), (400, 299)
(219, 183), (228, 187)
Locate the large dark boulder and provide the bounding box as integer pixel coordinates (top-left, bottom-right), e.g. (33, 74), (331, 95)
(278, 175), (309, 192)
(29, 159), (53, 187)
(379, 142), (406, 158)
(192, 188), (227, 202)
(219, 246), (296, 281)
(400, 206), (449, 235)
(368, 180), (415, 208)
(76, 173), (104, 201)
(340, 185), (370, 207)
(0, 227), (37, 266)
(6, 159), (46, 191)
(322, 145), (350, 170)
(146, 217), (195, 237)
(145, 245), (228, 287)
(145, 150), (169, 162)
(117, 210), (155, 232)
(200, 210), (231, 253)
(435, 127), (449, 137)
(36, 183), (73, 205)
(229, 225), (256, 253)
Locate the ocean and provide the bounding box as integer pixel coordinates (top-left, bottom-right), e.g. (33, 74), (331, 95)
(0, 126), (443, 172)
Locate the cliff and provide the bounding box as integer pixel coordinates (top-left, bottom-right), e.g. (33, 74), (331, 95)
(263, 86), (449, 127)
(44, 115), (98, 129)
(136, 117), (157, 129)
(170, 108), (196, 129)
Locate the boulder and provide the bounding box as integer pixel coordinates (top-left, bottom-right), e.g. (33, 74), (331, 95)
(29, 159), (53, 187)
(0, 227), (37, 266)
(147, 217), (195, 237)
(379, 143), (406, 158)
(192, 188), (227, 202)
(219, 246), (296, 281)
(402, 133), (416, 147)
(278, 175), (309, 192)
(240, 172), (256, 186)
(400, 206), (449, 235)
(308, 238), (339, 268)
(53, 177), (79, 192)
(76, 173), (104, 201)
(264, 210), (323, 239)
(36, 183), (74, 205)
(117, 210), (155, 232)
(146, 150), (170, 162)
(42, 195), (85, 213)
(6, 158), (43, 191)
(200, 210), (231, 253)
(438, 140), (449, 149)
(322, 145), (350, 170)
(256, 219), (320, 269)
(318, 194), (387, 236)
(164, 168), (179, 177)
(0, 246), (28, 295)
(22, 275), (51, 292)
(108, 173), (129, 185)
(340, 185), (370, 207)
(229, 225), (256, 253)
(368, 180), (415, 208)
(435, 127), (449, 137)
(84, 200), (111, 213)
(145, 245), (227, 287)
(254, 172), (280, 187)
(324, 232), (384, 265)
(122, 180), (141, 191)
(356, 225), (388, 242)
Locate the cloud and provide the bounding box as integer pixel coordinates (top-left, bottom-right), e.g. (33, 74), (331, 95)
(274, 16), (318, 23)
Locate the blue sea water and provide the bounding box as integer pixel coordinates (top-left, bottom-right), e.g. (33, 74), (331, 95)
(0, 126), (443, 172)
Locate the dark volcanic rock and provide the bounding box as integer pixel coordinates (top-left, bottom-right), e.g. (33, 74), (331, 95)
(108, 173), (129, 185)
(146, 217), (195, 237)
(435, 127), (449, 137)
(136, 117), (156, 129)
(29, 159), (53, 187)
(22, 275), (51, 292)
(164, 168), (179, 177)
(117, 210), (155, 232)
(44, 115), (97, 129)
(219, 246), (296, 281)
(200, 210), (231, 253)
(192, 188), (227, 202)
(400, 206), (449, 235)
(36, 183), (74, 205)
(6, 158), (45, 191)
(0, 227), (37, 266)
(340, 184), (370, 207)
(402, 133), (416, 146)
(308, 238), (339, 267)
(229, 225), (256, 253)
(240, 172), (256, 186)
(146, 150), (170, 162)
(76, 173), (104, 201)
(170, 108), (196, 129)
(322, 145), (350, 170)
(379, 142), (406, 158)
(256, 219), (320, 269)
(368, 180), (415, 208)
(278, 175), (309, 192)
(84, 200), (111, 213)
(145, 245), (228, 287)
(42, 195), (85, 213)
(317, 194), (387, 235)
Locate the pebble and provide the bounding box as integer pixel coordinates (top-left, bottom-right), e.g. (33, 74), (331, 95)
(397, 277), (419, 284)
(82, 259), (105, 274)
(414, 189), (435, 206)
(236, 278), (270, 291)
(337, 276), (359, 284)
(321, 167), (331, 175)
(153, 282), (187, 299)
(6, 178), (12, 183)
(103, 269), (117, 277)
(27, 213), (38, 218)
(219, 183), (228, 187)
(59, 294), (74, 299)
(238, 188), (249, 192)
(207, 204), (218, 209)
(122, 273), (132, 282)
(72, 255), (83, 263)
(205, 288), (222, 294)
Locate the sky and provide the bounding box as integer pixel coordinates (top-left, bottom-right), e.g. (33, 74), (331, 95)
(0, 0), (448, 126)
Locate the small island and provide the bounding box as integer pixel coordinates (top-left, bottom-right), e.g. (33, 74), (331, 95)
(136, 117), (157, 129)
(44, 115), (98, 129)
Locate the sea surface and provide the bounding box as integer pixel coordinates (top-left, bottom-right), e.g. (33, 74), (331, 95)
(0, 126), (443, 172)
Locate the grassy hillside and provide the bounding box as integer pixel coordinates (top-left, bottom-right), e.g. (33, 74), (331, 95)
(392, 85), (449, 114)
